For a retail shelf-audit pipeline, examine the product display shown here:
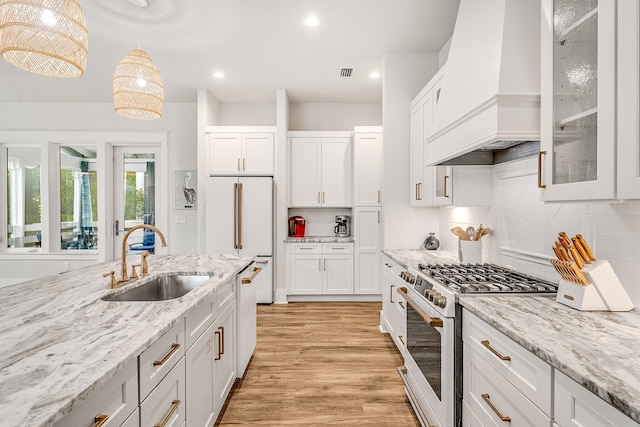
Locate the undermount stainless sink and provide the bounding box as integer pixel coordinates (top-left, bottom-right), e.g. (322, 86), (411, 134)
(104, 274), (212, 302)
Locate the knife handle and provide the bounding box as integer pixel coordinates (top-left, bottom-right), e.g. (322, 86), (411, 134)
(571, 237), (591, 265)
(558, 234), (572, 249)
(569, 246), (584, 269)
(576, 234), (596, 261)
(555, 243), (571, 262)
(552, 245), (563, 261)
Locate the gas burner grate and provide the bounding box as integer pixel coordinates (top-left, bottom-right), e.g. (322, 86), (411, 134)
(418, 263), (557, 294)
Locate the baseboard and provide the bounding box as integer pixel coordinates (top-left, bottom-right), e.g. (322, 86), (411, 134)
(287, 294), (382, 302)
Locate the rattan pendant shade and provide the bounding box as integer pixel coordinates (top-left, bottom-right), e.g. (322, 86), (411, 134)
(113, 49), (164, 120)
(0, 0), (88, 78)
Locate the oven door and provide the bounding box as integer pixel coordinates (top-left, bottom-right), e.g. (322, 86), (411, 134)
(399, 287), (455, 427)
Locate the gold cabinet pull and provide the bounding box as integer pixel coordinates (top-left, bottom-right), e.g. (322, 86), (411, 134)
(242, 266), (263, 284)
(237, 183), (243, 249)
(218, 326), (225, 355)
(415, 183), (419, 201)
(389, 284), (395, 303)
(237, 158), (241, 171)
(317, 192), (321, 204)
(481, 340), (511, 361)
(398, 301), (405, 309)
(397, 287), (443, 328)
(233, 183), (238, 249)
(242, 158), (246, 171)
(154, 399), (181, 427)
(322, 191), (325, 203)
(538, 151), (547, 188)
(214, 330), (222, 360)
(377, 190), (381, 203)
(94, 414), (108, 427)
(385, 263), (392, 268)
(444, 175), (449, 197)
(398, 335), (405, 345)
(153, 343), (180, 366)
(481, 393), (511, 422)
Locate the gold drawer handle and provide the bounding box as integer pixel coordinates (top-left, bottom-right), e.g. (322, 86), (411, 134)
(538, 151), (547, 188)
(242, 266), (263, 284)
(481, 340), (511, 361)
(154, 399), (181, 427)
(153, 343), (180, 366)
(481, 393), (511, 422)
(398, 301), (405, 309)
(397, 287), (443, 328)
(398, 335), (405, 345)
(94, 414), (108, 427)
(215, 330), (222, 360)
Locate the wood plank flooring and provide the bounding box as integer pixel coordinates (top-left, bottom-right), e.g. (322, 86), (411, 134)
(216, 302), (420, 426)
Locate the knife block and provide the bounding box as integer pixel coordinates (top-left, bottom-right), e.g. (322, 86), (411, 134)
(555, 260), (635, 311)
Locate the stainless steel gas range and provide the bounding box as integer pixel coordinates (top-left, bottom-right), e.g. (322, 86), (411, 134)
(396, 263), (558, 427)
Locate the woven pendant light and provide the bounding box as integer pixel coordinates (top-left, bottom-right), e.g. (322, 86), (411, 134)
(113, 49), (164, 120)
(0, 0), (88, 78)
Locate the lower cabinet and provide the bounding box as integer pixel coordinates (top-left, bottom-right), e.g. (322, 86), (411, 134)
(288, 243), (354, 295)
(140, 357), (186, 427)
(380, 255), (406, 353)
(353, 207), (381, 294)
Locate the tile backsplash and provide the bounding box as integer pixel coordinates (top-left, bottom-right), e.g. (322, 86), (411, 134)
(439, 157), (640, 310)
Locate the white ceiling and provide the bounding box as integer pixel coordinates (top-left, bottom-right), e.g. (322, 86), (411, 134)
(0, 0), (460, 104)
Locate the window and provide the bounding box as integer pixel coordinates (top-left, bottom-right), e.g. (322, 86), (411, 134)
(6, 147), (42, 249)
(59, 146), (98, 251)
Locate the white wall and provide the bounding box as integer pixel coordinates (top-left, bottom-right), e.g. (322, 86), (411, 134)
(382, 52), (441, 249)
(438, 156), (640, 309)
(218, 103), (276, 126)
(0, 101), (198, 285)
(288, 103), (381, 131)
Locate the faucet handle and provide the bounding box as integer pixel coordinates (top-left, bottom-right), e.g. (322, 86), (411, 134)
(103, 271), (117, 289)
(141, 251), (150, 276)
(130, 264), (140, 280)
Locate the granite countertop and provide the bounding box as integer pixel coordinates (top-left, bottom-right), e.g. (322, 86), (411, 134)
(285, 236), (355, 243)
(0, 254), (253, 427)
(382, 248), (459, 271)
(461, 296), (640, 423)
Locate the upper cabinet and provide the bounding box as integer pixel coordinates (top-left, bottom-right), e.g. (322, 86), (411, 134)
(617, 0), (640, 199)
(353, 128), (382, 206)
(207, 127), (275, 176)
(540, 0), (617, 201)
(289, 132), (352, 207)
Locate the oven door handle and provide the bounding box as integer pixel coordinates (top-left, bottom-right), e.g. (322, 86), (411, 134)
(397, 287), (444, 328)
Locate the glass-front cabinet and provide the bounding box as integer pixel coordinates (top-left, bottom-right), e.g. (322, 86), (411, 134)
(617, 0), (640, 199)
(540, 0), (616, 200)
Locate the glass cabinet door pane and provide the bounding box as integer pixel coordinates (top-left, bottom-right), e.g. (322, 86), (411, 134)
(59, 146), (98, 250)
(552, 0), (598, 185)
(6, 147), (42, 248)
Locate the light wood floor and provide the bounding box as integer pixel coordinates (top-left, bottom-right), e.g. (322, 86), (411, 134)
(216, 302), (420, 426)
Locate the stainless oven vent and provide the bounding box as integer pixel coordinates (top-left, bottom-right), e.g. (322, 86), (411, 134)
(339, 67), (354, 77)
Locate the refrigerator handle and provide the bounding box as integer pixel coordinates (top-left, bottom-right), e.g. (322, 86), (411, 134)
(238, 182), (243, 249)
(233, 183), (238, 249)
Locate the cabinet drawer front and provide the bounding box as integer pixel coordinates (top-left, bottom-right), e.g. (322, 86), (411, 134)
(216, 278), (235, 313)
(382, 255), (402, 275)
(53, 360), (138, 427)
(139, 319), (186, 401)
(141, 357), (186, 427)
(322, 243), (354, 254)
(554, 370), (640, 427)
(464, 345), (551, 427)
(185, 291), (217, 349)
(463, 310), (552, 414)
(121, 408), (140, 427)
(290, 243), (322, 254)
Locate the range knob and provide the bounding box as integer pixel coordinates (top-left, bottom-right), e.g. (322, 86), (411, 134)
(435, 295), (447, 308)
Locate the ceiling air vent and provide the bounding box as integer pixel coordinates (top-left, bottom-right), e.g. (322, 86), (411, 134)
(339, 68), (354, 77)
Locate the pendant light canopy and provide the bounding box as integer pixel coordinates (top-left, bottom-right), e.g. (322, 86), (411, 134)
(113, 49), (164, 120)
(0, 0), (88, 78)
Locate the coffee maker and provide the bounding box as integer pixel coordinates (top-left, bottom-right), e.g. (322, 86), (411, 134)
(334, 215), (351, 237)
(288, 216), (306, 237)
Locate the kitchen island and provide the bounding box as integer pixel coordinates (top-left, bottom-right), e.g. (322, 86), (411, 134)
(0, 254), (253, 427)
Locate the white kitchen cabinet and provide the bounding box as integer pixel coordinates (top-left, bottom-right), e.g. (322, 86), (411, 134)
(213, 302), (236, 417)
(353, 207), (381, 294)
(617, 0), (640, 199)
(410, 68), (445, 206)
(432, 166), (452, 206)
(289, 133), (352, 207)
(380, 255), (406, 353)
(554, 370), (640, 427)
(287, 242), (354, 295)
(236, 263), (259, 377)
(540, 0), (616, 201)
(353, 130), (382, 206)
(432, 166), (492, 207)
(139, 318), (185, 401)
(207, 127), (275, 176)
(140, 357), (186, 427)
(52, 360), (138, 427)
(186, 323), (216, 427)
(121, 408), (139, 427)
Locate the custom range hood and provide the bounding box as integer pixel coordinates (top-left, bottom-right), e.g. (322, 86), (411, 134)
(425, 0), (541, 166)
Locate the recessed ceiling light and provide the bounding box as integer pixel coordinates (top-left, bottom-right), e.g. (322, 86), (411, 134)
(212, 71), (224, 79)
(305, 16), (319, 27)
(369, 72), (381, 79)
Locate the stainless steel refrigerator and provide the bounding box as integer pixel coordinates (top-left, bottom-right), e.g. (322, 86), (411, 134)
(205, 176), (273, 303)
